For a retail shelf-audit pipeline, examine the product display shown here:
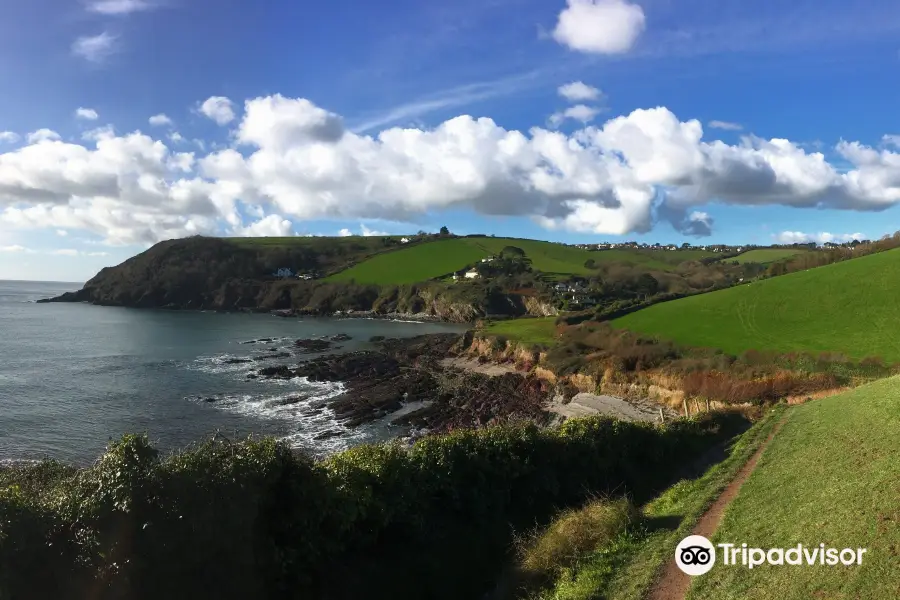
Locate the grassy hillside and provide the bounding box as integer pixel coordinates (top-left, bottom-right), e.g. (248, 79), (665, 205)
(482, 317), (559, 345)
(688, 378), (900, 599)
(326, 237), (714, 284)
(728, 248), (807, 264)
(613, 247), (900, 362)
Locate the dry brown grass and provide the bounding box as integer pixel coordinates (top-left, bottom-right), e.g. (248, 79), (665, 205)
(513, 497), (637, 594)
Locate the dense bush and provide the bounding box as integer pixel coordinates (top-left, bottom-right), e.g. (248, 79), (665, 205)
(0, 413), (745, 600)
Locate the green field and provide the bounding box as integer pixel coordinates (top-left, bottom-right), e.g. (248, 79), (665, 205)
(326, 237), (711, 284)
(481, 316), (559, 345)
(613, 248), (900, 362)
(727, 248), (806, 264)
(688, 378), (900, 599)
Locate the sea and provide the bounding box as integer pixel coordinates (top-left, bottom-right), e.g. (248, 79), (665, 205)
(0, 280), (465, 465)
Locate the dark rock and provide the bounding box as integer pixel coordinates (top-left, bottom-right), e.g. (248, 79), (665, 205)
(223, 358), (252, 364)
(369, 335), (386, 342)
(331, 333), (352, 342)
(257, 365), (293, 378)
(246, 374), (258, 380)
(252, 352), (291, 361)
(294, 338), (333, 353)
(314, 429), (342, 441)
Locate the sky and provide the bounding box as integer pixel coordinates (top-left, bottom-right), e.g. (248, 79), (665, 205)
(4, 0), (900, 281)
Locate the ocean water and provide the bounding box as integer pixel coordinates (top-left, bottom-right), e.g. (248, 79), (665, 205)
(0, 280), (465, 465)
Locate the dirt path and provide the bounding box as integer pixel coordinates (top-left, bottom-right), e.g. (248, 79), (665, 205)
(647, 414), (789, 600)
(547, 393), (671, 423)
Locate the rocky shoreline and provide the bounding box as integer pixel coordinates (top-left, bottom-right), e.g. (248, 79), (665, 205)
(251, 332), (554, 434)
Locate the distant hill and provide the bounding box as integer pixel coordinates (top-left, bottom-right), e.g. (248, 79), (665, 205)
(326, 236), (716, 284)
(724, 248), (808, 265)
(613, 247), (900, 361)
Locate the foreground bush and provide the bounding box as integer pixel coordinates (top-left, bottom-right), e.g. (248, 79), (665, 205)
(0, 413), (747, 600)
(513, 497), (637, 594)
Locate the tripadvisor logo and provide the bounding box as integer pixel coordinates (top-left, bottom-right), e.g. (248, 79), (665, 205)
(675, 535), (868, 576)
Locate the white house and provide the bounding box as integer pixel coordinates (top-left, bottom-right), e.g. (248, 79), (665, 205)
(273, 268), (294, 278)
(400, 237), (410, 244)
(464, 269), (479, 279)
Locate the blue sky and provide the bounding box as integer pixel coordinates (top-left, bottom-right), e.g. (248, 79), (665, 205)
(4, 0), (900, 281)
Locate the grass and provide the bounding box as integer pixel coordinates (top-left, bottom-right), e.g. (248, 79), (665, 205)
(612, 247), (900, 362)
(325, 237), (711, 284)
(534, 406), (786, 600)
(725, 248), (807, 264)
(688, 377), (900, 599)
(482, 317), (560, 346)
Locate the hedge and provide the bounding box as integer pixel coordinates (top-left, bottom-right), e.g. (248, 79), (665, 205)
(0, 412), (747, 600)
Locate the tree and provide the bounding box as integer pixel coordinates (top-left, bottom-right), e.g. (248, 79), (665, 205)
(439, 226), (450, 235)
(584, 258), (596, 269)
(634, 273), (659, 299)
(500, 245), (525, 258)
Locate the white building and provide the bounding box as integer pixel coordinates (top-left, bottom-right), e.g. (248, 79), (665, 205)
(400, 237), (410, 244)
(464, 269), (479, 279)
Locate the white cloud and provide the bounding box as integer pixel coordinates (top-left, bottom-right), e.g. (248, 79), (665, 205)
(27, 129), (61, 143)
(232, 214), (294, 237)
(149, 114), (173, 127)
(0, 244), (28, 252)
(360, 224), (389, 236)
(51, 249), (80, 256)
(75, 108), (99, 121)
(85, 0), (154, 15)
(168, 131), (185, 144)
(558, 81), (602, 102)
(199, 96), (236, 126)
(57, 230), (68, 236)
(337, 228), (353, 237)
(552, 0), (646, 55)
(0, 132), (19, 144)
(72, 32), (119, 63)
(8, 94), (900, 246)
(708, 120), (743, 131)
(82, 125), (116, 143)
(549, 104), (602, 127)
(87, 251), (110, 256)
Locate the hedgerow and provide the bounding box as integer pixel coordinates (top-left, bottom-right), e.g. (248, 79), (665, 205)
(0, 412), (746, 600)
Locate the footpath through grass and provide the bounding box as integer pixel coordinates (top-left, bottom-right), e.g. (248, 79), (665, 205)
(529, 406), (785, 600)
(613, 247), (900, 362)
(688, 377), (900, 599)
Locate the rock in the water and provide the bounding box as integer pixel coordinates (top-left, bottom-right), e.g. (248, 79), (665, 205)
(294, 338), (333, 352)
(314, 429), (342, 441)
(369, 335), (386, 342)
(223, 358), (252, 364)
(258, 365), (293, 378)
(331, 333), (352, 342)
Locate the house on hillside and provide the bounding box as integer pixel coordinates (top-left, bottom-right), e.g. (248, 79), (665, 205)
(273, 268), (294, 279)
(297, 273), (315, 280)
(400, 237), (410, 244)
(464, 268), (480, 279)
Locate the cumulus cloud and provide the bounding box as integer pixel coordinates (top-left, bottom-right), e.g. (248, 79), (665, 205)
(52, 249), (80, 256)
(85, 0), (155, 15)
(233, 214), (294, 237)
(72, 32), (118, 63)
(337, 228), (353, 237)
(75, 108), (99, 121)
(552, 0), (646, 55)
(0, 244), (28, 252)
(82, 125), (116, 143)
(56, 230), (68, 236)
(149, 114), (173, 127)
(708, 120), (743, 131)
(558, 81), (602, 102)
(549, 104), (602, 127)
(199, 97), (236, 125)
(27, 129), (61, 143)
(774, 231), (864, 244)
(0, 132), (19, 144)
(7, 93), (900, 247)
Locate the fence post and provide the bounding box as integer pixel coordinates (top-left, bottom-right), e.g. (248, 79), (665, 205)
(658, 407), (665, 423)
(683, 397), (689, 417)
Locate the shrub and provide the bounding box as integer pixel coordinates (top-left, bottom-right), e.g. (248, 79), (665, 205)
(0, 413), (746, 600)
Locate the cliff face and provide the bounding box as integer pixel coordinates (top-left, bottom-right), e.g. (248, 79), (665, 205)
(43, 236), (539, 322)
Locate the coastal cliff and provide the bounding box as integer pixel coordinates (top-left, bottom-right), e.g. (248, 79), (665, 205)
(41, 236), (556, 322)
